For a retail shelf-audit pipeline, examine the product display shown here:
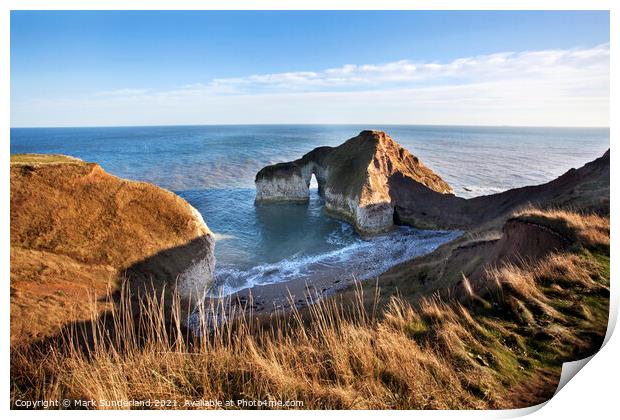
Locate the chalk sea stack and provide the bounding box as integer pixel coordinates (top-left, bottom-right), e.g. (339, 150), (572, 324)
(255, 130), (453, 234)
(10, 154), (215, 344)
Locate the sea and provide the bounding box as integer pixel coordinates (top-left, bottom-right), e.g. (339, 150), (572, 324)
(10, 125), (610, 295)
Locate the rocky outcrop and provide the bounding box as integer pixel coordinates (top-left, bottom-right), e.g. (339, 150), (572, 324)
(256, 130), (453, 234)
(257, 131), (609, 234)
(10, 154), (214, 344)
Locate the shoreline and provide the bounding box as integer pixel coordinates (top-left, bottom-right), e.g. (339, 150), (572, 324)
(202, 226), (463, 318)
(203, 265), (358, 318)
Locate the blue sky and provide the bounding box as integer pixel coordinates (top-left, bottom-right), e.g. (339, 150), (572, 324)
(11, 11), (610, 127)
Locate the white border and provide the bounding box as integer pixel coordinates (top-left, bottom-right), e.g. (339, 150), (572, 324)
(2, 1), (616, 419)
(0, 0), (615, 11)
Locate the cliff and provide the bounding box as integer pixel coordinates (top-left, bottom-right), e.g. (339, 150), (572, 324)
(10, 154), (215, 344)
(256, 130), (453, 234)
(256, 131), (609, 233)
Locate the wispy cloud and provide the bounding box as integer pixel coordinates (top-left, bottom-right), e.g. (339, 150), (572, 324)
(208, 43), (609, 92)
(12, 44), (609, 127)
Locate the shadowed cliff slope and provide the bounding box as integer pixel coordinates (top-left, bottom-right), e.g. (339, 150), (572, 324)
(369, 209), (609, 304)
(392, 149), (610, 229)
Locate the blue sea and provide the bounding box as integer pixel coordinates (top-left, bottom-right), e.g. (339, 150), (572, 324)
(10, 125), (609, 294)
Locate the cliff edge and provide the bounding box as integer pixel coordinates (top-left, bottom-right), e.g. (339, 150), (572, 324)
(10, 154), (215, 345)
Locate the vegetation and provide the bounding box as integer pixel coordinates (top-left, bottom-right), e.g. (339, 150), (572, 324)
(10, 210), (609, 409)
(513, 208), (610, 251)
(10, 154), (85, 165)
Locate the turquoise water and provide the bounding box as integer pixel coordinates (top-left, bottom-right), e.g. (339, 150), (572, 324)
(11, 125), (609, 294)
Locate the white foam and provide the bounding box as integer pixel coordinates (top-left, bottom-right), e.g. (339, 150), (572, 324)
(207, 226), (461, 296)
(212, 232), (236, 241)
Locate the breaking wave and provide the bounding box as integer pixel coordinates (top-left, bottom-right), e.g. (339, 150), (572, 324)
(208, 227), (461, 296)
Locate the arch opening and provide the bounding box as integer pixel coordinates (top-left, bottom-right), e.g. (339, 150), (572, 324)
(309, 172), (319, 190)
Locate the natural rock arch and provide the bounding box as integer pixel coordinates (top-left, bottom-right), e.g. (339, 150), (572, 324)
(256, 131), (610, 235)
(255, 130), (453, 235)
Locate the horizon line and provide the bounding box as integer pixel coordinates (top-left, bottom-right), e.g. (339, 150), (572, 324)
(10, 122), (611, 130)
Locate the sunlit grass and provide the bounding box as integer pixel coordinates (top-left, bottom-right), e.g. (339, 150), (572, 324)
(10, 154), (85, 165)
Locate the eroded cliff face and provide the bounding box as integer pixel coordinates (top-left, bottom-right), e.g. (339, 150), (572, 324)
(255, 130), (453, 234)
(10, 155), (215, 344)
(255, 162), (310, 202)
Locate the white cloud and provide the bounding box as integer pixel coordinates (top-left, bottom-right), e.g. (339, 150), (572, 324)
(11, 44), (609, 127)
(209, 43), (609, 92)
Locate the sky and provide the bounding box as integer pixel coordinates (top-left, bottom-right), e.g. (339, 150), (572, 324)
(10, 10), (610, 127)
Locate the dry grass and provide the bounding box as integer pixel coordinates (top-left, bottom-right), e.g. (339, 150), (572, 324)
(513, 208), (609, 249)
(10, 154), (85, 165)
(11, 245), (609, 409)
